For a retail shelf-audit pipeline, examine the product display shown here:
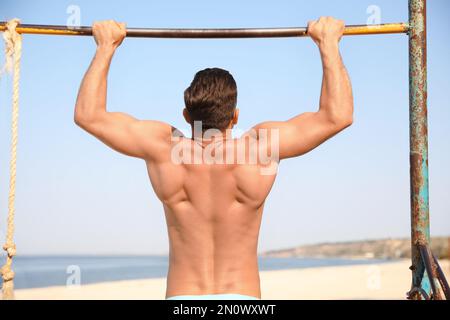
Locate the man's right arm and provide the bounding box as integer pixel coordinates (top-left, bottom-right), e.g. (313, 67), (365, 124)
(253, 17), (353, 160)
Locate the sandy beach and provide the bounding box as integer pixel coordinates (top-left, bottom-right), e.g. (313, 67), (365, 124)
(10, 259), (449, 300)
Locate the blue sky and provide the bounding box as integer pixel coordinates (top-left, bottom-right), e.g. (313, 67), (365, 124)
(0, 0), (449, 255)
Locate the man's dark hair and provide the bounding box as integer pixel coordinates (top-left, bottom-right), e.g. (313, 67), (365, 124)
(184, 68), (237, 131)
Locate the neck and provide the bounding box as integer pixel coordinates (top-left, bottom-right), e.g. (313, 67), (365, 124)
(191, 128), (232, 142)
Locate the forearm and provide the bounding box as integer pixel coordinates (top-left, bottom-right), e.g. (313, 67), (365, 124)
(318, 42), (353, 125)
(74, 46), (115, 125)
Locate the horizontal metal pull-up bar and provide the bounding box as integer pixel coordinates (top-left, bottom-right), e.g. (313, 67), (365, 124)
(0, 22), (409, 38)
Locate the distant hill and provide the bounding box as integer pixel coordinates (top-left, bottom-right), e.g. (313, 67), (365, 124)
(262, 237), (450, 260)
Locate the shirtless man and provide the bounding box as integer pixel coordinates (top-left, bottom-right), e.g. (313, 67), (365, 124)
(74, 17), (353, 300)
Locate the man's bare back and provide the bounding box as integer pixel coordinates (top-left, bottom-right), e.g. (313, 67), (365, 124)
(74, 17), (353, 299)
(148, 136), (277, 298)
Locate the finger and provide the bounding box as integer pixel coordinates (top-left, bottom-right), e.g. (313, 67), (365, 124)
(92, 21), (102, 31)
(306, 21), (315, 34)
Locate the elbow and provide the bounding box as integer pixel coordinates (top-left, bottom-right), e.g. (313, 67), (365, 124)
(329, 105), (354, 130)
(74, 113), (82, 127)
(74, 110), (96, 130)
(74, 112), (87, 129)
(74, 106), (104, 130)
(327, 112), (353, 131)
(340, 114), (353, 128)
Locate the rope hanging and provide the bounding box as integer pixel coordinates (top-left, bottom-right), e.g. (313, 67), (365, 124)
(0, 18), (22, 300)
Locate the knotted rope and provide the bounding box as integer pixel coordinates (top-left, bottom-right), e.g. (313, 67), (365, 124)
(0, 18), (22, 300)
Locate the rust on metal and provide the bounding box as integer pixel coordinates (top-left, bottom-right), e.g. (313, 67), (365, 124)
(407, 0), (448, 301)
(419, 245), (443, 299)
(408, 0), (430, 297)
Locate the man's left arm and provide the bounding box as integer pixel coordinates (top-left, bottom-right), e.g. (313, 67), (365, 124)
(74, 20), (173, 160)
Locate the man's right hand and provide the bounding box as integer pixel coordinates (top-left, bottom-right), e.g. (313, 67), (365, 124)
(307, 17), (345, 47)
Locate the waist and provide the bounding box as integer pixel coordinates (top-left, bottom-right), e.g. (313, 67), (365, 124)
(167, 293), (259, 300)
(166, 257), (261, 298)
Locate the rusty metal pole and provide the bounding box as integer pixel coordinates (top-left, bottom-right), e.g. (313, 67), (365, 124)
(408, 0), (432, 299)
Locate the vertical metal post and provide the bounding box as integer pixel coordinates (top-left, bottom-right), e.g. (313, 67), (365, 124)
(408, 0), (431, 298)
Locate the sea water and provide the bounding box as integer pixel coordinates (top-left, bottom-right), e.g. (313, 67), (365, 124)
(0, 255), (388, 289)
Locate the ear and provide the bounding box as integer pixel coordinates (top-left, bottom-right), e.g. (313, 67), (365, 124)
(232, 108), (239, 125)
(183, 108), (191, 125)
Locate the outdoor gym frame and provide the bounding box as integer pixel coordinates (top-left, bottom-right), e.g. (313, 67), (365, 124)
(0, 0), (448, 300)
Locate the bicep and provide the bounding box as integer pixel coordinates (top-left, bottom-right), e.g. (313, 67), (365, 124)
(254, 111), (344, 160)
(81, 112), (173, 160)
